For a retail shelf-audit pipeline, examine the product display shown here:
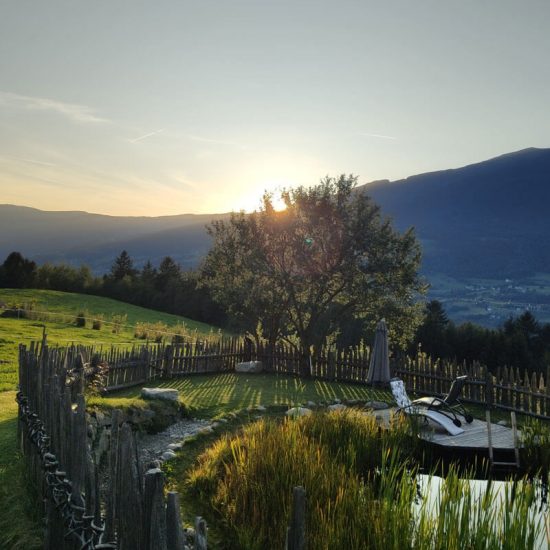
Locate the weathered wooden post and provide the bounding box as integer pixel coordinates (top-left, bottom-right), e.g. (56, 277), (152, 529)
(286, 486), (306, 550)
(485, 368), (494, 408)
(117, 423), (143, 550)
(144, 467), (167, 550)
(328, 350), (336, 382)
(166, 492), (186, 550)
(194, 516), (208, 550)
(105, 408), (121, 541)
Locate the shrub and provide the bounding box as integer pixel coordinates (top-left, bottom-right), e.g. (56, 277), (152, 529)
(92, 314), (104, 330)
(111, 313), (127, 334)
(75, 311), (87, 328)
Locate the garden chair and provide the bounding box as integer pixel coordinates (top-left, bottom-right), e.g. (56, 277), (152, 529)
(411, 375), (474, 425)
(390, 378), (465, 436)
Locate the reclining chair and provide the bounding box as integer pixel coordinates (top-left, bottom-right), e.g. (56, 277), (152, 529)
(390, 377), (472, 436)
(411, 375), (474, 425)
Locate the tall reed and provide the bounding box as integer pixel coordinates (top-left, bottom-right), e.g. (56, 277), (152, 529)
(186, 410), (548, 549)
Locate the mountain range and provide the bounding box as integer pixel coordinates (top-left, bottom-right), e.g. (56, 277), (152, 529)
(2, 147), (550, 324)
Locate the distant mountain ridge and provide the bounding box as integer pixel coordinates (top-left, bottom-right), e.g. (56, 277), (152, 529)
(1, 147), (550, 279)
(0, 205), (230, 272)
(363, 147), (550, 278)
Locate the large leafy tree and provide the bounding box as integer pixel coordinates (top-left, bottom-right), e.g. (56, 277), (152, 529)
(201, 175), (425, 374)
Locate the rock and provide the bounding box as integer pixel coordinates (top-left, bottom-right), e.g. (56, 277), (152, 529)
(345, 399), (361, 406)
(168, 443), (182, 451)
(286, 407), (313, 417)
(333, 398), (341, 404)
(142, 387), (180, 402)
(364, 400), (390, 410)
(161, 450), (177, 461)
(328, 403), (347, 412)
(497, 420), (509, 427)
(255, 405), (266, 412)
(235, 361), (264, 373)
(199, 426), (214, 434)
(218, 418), (228, 423)
(306, 401), (317, 408)
(211, 422), (220, 428)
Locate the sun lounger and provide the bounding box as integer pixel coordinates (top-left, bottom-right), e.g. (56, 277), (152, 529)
(411, 375), (474, 424)
(390, 378), (465, 436)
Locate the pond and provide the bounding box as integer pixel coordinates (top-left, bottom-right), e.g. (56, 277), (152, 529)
(415, 473), (549, 549)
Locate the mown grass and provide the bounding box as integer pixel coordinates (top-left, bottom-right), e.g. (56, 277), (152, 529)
(99, 372), (393, 418)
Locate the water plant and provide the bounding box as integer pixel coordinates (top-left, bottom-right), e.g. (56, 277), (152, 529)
(186, 410), (549, 550)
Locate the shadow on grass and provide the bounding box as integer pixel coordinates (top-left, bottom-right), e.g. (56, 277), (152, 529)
(102, 373), (394, 418)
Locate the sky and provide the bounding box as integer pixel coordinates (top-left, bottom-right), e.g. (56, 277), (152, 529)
(0, 0), (549, 216)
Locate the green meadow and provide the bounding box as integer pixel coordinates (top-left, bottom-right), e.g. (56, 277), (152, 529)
(0, 288), (217, 391)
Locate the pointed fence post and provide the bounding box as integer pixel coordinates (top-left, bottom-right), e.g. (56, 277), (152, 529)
(166, 492), (186, 550)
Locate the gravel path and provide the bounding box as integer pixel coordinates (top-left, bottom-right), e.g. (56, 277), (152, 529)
(136, 417), (214, 466)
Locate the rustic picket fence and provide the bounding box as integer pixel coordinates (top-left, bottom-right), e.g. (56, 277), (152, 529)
(17, 336), (208, 550)
(62, 337), (550, 420)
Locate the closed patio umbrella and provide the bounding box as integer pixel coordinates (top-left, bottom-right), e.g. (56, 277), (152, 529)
(366, 318), (390, 384)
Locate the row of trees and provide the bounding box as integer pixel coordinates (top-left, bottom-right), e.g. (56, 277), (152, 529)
(412, 301), (550, 374)
(0, 251), (224, 326)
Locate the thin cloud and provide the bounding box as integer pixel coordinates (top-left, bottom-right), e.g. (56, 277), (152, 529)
(358, 132), (397, 140)
(185, 134), (248, 150)
(129, 129), (164, 143)
(0, 91), (109, 124)
(12, 157), (57, 167)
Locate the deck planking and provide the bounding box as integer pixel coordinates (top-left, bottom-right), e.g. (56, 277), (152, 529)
(371, 409), (519, 451)
(419, 417), (519, 450)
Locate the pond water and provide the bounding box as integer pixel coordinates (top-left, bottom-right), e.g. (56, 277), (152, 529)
(415, 474), (549, 549)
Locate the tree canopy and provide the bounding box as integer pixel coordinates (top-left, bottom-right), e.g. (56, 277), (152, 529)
(201, 175), (425, 371)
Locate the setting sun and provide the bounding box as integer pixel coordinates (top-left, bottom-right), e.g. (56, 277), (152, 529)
(235, 179), (295, 213)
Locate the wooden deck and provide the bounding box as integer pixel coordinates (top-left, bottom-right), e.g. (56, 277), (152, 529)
(419, 417), (518, 450)
(372, 409), (519, 451)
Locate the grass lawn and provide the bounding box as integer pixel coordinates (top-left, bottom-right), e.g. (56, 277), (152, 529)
(97, 372), (394, 418)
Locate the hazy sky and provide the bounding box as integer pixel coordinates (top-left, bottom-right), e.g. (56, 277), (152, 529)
(1, 1), (549, 216)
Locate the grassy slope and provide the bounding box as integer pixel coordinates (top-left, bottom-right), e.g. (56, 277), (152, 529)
(0, 289), (217, 391)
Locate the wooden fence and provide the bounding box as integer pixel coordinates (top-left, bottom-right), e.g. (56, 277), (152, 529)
(57, 337), (550, 420)
(17, 336), (206, 550)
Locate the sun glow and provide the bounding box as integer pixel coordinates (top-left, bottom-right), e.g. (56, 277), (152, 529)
(237, 179), (295, 213)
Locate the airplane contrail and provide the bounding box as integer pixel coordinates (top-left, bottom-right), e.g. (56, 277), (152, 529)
(130, 129), (164, 143)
